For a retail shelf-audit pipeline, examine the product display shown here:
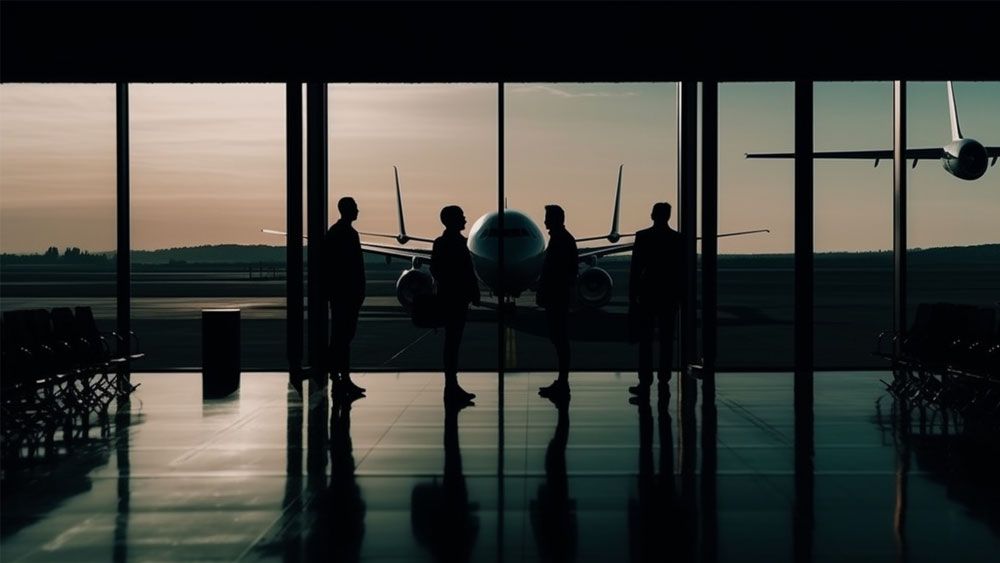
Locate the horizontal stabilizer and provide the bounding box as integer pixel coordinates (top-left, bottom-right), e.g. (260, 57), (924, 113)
(746, 148), (944, 160)
(262, 228), (307, 240)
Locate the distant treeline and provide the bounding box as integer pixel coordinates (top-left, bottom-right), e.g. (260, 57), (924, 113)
(1, 246), (110, 265)
(2, 243), (997, 270)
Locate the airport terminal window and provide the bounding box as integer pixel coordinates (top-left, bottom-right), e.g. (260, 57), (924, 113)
(129, 84), (287, 370)
(329, 83), (499, 372)
(906, 81), (1000, 335)
(814, 82), (893, 369)
(0, 84), (118, 336)
(504, 82), (678, 373)
(718, 82), (796, 370)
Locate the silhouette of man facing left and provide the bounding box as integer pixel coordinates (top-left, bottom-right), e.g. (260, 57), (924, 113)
(431, 205), (480, 405)
(325, 196), (366, 397)
(628, 202), (684, 399)
(537, 205), (578, 399)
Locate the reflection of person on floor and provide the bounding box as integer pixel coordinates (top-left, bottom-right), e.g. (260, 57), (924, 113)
(322, 394), (366, 562)
(628, 202), (684, 400)
(627, 396), (675, 563)
(531, 396), (577, 563)
(537, 205), (578, 399)
(411, 401), (479, 563)
(325, 196), (366, 397)
(431, 205), (480, 405)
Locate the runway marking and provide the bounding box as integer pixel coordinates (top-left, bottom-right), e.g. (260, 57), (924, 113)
(381, 329), (435, 366)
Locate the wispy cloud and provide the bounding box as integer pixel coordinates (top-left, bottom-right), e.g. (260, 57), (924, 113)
(510, 84), (638, 98)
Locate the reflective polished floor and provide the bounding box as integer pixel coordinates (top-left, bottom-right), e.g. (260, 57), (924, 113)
(3, 372), (999, 562)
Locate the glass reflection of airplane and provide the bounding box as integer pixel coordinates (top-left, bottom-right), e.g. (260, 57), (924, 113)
(266, 165), (768, 311)
(746, 81), (1000, 181)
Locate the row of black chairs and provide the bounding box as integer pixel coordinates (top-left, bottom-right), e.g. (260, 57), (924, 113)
(1, 306), (143, 457)
(877, 302), (1000, 427)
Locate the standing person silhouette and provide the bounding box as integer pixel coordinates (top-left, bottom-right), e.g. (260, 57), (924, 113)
(537, 205), (578, 399)
(324, 196), (366, 397)
(628, 202), (684, 399)
(431, 205), (480, 404)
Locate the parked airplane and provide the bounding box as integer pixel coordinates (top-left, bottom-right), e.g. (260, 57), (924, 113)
(266, 165), (768, 311)
(746, 81), (1000, 181)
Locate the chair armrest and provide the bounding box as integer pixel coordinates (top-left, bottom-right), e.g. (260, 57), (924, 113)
(111, 330), (142, 356)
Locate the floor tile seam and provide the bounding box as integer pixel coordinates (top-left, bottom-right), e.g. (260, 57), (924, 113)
(715, 437), (797, 502)
(234, 492), (309, 563)
(164, 395), (289, 468)
(355, 377), (435, 469)
(73, 468), (923, 481)
(716, 393), (793, 447)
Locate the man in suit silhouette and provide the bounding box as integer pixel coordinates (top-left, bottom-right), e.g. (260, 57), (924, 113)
(537, 205), (578, 399)
(431, 205), (480, 404)
(628, 202), (684, 399)
(325, 197), (366, 397)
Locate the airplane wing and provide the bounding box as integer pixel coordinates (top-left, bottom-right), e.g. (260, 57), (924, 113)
(360, 241), (432, 261)
(578, 242), (635, 261)
(578, 229), (770, 261)
(261, 228), (431, 261)
(746, 148), (944, 163)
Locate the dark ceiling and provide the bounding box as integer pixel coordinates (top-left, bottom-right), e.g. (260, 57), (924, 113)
(3, 1), (998, 83)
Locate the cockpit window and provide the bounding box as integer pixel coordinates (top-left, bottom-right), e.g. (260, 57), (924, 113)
(482, 228), (530, 238)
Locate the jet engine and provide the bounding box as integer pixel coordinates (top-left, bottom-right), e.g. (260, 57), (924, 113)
(576, 267), (613, 308)
(396, 268), (435, 311)
(942, 138), (988, 180)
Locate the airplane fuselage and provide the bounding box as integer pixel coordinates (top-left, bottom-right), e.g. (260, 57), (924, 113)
(467, 209), (547, 297)
(394, 209), (554, 308)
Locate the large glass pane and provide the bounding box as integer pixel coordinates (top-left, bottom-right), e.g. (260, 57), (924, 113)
(719, 82), (795, 369)
(504, 82), (677, 373)
(907, 81), (1000, 326)
(1, 84), (117, 334)
(329, 84), (499, 373)
(814, 82), (892, 369)
(130, 84), (286, 370)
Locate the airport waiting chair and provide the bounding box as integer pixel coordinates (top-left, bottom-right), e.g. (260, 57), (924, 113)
(25, 308), (102, 420)
(51, 307), (117, 413)
(878, 302), (1000, 427)
(1, 313), (39, 451)
(1, 309), (70, 449)
(74, 306), (142, 396)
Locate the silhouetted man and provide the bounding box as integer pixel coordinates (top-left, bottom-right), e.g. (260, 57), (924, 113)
(537, 205), (578, 399)
(628, 202), (684, 399)
(431, 205), (480, 404)
(325, 197), (366, 397)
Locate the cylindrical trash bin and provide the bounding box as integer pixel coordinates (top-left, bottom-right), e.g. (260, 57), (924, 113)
(202, 308), (240, 399)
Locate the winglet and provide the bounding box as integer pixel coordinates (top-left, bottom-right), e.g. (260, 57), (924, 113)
(947, 81), (964, 141)
(393, 166), (410, 244)
(608, 164), (623, 243)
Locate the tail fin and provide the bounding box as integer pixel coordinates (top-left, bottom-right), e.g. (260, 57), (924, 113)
(574, 164), (625, 244)
(947, 81), (964, 141)
(393, 166), (410, 244)
(609, 164), (622, 242)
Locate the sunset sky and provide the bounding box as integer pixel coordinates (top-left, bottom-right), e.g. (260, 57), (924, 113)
(1, 82), (997, 254)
